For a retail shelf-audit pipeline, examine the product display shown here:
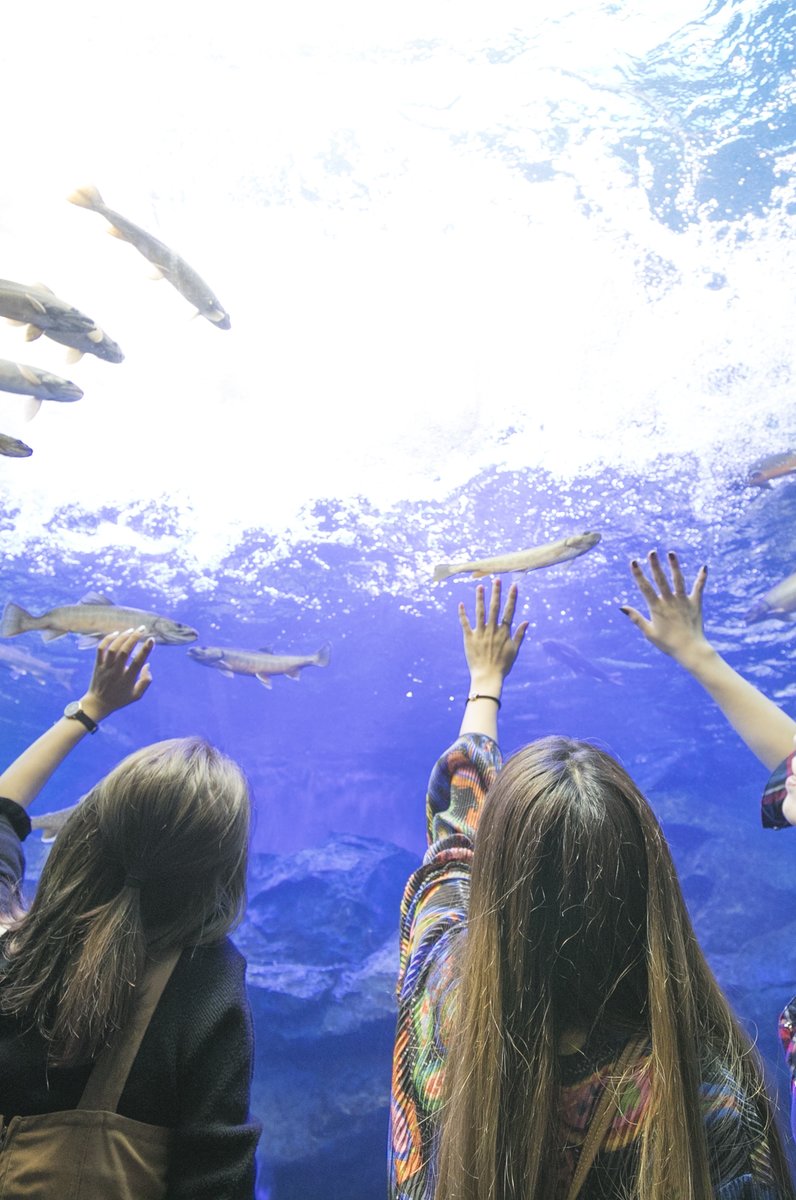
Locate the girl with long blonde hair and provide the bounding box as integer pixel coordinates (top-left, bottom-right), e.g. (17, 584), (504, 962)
(389, 578), (793, 1200)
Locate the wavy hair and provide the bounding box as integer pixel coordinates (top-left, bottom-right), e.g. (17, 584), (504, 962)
(435, 737), (793, 1200)
(0, 736), (250, 1066)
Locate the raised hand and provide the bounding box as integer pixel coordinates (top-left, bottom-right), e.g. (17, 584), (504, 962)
(82, 628), (155, 723)
(621, 550), (709, 666)
(458, 579), (529, 692)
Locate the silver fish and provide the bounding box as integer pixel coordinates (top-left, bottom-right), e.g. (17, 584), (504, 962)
(188, 642), (331, 688)
(0, 359), (82, 420)
(0, 643), (73, 689)
(41, 324), (124, 365)
(745, 571), (796, 624)
(541, 639), (622, 686)
(31, 804), (78, 843)
(1, 592), (198, 647)
(0, 433), (32, 457)
(0, 278), (96, 336)
(69, 185), (231, 329)
(433, 532), (601, 582)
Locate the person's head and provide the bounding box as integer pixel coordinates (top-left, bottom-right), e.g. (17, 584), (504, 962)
(437, 736), (792, 1200)
(1, 737), (250, 1065)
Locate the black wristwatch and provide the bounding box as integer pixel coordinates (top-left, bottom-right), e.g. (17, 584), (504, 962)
(63, 701), (99, 734)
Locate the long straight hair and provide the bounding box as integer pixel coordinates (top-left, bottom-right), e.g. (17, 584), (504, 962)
(0, 736), (250, 1066)
(435, 737), (794, 1200)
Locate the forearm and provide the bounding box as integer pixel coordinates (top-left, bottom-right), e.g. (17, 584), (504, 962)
(678, 643), (796, 770)
(0, 716), (93, 809)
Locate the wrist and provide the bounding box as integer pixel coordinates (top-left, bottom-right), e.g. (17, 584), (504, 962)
(670, 638), (718, 677)
(79, 693), (114, 724)
(467, 673), (505, 696)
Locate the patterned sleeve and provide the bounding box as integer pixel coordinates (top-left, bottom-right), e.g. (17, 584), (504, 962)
(0, 798), (30, 918)
(761, 752), (794, 830)
(389, 734), (501, 1200)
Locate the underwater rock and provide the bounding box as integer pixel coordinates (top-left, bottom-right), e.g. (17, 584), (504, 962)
(237, 834), (419, 1199)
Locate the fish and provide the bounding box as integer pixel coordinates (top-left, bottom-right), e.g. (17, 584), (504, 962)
(433, 532), (601, 582)
(188, 642), (331, 688)
(0, 279), (123, 363)
(69, 185), (231, 329)
(0, 592), (198, 648)
(0, 433), (32, 457)
(0, 359), (82, 420)
(541, 639), (622, 686)
(0, 644), (74, 689)
(744, 571), (796, 624)
(744, 452), (796, 488)
(31, 804), (78, 843)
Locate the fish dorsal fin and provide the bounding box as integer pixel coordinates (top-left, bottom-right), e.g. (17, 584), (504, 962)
(258, 646), (274, 654)
(32, 283), (55, 296)
(79, 591), (115, 606)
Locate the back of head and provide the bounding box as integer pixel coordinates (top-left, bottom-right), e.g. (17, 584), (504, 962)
(0, 737), (250, 1065)
(436, 736), (792, 1200)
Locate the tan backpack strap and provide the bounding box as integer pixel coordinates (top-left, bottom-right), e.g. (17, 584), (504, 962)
(78, 949), (182, 1113)
(565, 1034), (648, 1200)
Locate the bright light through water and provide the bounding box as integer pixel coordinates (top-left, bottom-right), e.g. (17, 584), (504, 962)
(0, 0), (794, 575)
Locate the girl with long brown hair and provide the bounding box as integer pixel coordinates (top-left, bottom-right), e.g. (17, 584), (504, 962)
(389, 578), (794, 1200)
(0, 629), (260, 1199)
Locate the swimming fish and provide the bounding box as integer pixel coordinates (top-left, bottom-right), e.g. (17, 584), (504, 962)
(0, 279), (122, 363)
(1, 593), (198, 647)
(0, 433), (32, 457)
(0, 644), (74, 689)
(744, 571), (796, 624)
(69, 185), (231, 329)
(41, 324), (124, 365)
(744, 452), (796, 488)
(541, 639), (622, 686)
(31, 804), (78, 843)
(0, 360), (83, 419)
(433, 532), (601, 582)
(188, 643), (331, 688)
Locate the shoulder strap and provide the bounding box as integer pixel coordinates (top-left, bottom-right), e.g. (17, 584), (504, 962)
(78, 949), (182, 1113)
(565, 1034), (649, 1200)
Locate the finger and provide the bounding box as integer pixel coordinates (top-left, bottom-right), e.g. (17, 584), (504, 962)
(501, 583), (518, 628)
(128, 636), (155, 673)
(97, 632), (116, 654)
(619, 605), (654, 637)
(648, 550), (672, 597)
(132, 664), (153, 699)
(667, 551), (687, 597)
(629, 559), (658, 606)
(690, 564), (708, 602)
(474, 585), (486, 630)
(457, 601), (473, 635)
(513, 620), (529, 649)
(487, 578), (502, 627)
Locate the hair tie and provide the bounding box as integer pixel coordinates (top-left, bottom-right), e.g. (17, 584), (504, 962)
(124, 873), (145, 889)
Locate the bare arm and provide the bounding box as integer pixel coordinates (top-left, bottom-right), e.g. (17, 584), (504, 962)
(458, 579), (528, 740)
(621, 550), (796, 772)
(0, 629), (154, 810)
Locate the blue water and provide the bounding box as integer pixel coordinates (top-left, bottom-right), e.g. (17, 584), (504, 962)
(2, 0), (796, 1194)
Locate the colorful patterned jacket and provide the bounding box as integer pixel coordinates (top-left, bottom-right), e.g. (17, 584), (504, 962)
(389, 734), (785, 1200)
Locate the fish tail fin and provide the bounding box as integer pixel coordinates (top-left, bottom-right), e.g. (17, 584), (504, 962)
(432, 563), (452, 582)
(314, 642), (332, 668)
(55, 667), (76, 690)
(1, 601), (35, 638)
(68, 184), (104, 210)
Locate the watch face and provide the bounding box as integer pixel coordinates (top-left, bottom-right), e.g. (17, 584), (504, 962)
(64, 701), (81, 718)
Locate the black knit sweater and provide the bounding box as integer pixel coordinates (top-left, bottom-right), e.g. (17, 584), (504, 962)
(0, 801), (261, 1200)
